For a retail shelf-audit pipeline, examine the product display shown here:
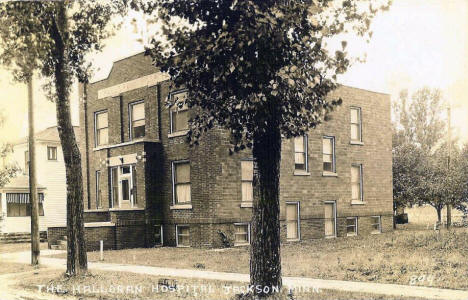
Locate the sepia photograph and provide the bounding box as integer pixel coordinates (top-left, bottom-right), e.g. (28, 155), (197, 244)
(0, 1), (467, 299)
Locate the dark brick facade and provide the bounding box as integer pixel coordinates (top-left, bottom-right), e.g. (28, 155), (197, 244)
(75, 52), (393, 249)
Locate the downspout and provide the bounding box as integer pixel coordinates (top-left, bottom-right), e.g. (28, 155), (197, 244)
(82, 82), (91, 210)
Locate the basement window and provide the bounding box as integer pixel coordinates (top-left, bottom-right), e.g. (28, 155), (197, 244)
(176, 225), (190, 247)
(346, 217), (358, 236)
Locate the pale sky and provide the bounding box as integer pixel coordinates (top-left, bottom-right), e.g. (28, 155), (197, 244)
(0, 0), (467, 144)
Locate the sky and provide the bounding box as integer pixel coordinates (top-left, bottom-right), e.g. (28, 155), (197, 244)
(0, 0), (467, 144)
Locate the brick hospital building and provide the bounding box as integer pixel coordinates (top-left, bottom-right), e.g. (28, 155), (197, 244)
(48, 53), (393, 250)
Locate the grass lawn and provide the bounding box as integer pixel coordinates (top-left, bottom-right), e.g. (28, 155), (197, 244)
(0, 242), (48, 253)
(16, 269), (426, 300)
(48, 227), (468, 290)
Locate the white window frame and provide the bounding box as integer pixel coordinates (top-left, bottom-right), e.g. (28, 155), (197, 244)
(129, 100), (145, 140)
(324, 201), (337, 238)
(286, 201), (301, 241)
(241, 158), (254, 206)
(346, 217), (358, 236)
(169, 90), (189, 134)
(47, 146), (57, 161)
(322, 136), (336, 173)
(109, 164), (136, 208)
(154, 224), (164, 246)
(95, 170), (102, 209)
(94, 110), (109, 147)
(175, 225), (190, 247)
(234, 223), (250, 246)
(294, 135), (308, 172)
(171, 160), (191, 205)
(371, 216), (381, 234)
(350, 107), (362, 142)
(351, 164), (364, 202)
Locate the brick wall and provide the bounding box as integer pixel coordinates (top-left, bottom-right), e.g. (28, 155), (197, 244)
(80, 53), (393, 249)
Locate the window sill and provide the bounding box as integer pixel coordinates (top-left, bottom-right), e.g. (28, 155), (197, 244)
(325, 235), (336, 239)
(347, 233), (357, 237)
(240, 202), (253, 208)
(109, 207), (144, 211)
(350, 141), (364, 146)
(84, 209), (107, 213)
(351, 200), (366, 205)
(170, 204), (193, 210)
(287, 238), (300, 242)
(176, 245), (191, 248)
(322, 171), (338, 177)
(371, 231), (382, 235)
(93, 139), (159, 151)
(168, 130), (189, 138)
(234, 243), (250, 247)
(293, 170), (310, 176)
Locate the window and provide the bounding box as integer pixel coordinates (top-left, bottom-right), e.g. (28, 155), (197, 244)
(6, 193), (44, 217)
(172, 161), (191, 204)
(371, 216), (381, 234)
(95, 171), (102, 208)
(95, 111), (109, 147)
(324, 202), (336, 238)
(234, 223), (250, 245)
(47, 146), (57, 161)
(24, 150), (29, 174)
(350, 107), (362, 142)
(241, 160), (253, 204)
(322, 137), (335, 173)
(346, 217), (358, 236)
(110, 165), (137, 208)
(351, 164), (363, 202)
(130, 101), (145, 139)
(286, 202), (300, 240)
(176, 225), (190, 247)
(170, 91), (189, 133)
(294, 135), (308, 171)
(154, 225), (163, 246)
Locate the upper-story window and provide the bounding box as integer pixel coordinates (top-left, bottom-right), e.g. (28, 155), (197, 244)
(351, 164), (363, 202)
(170, 91), (189, 134)
(241, 160), (253, 204)
(95, 111), (109, 147)
(294, 135), (308, 171)
(47, 146), (57, 161)
(322, 136), (335, 173)
(172, 160), (191, 204)
(350, 107), (362, 142)
(129, 101), (145, 140)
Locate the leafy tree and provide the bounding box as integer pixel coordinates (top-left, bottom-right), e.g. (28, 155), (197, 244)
(145, 0), (390, 295)
(0, 1), (130, 276)
(392, 87), (465, 223)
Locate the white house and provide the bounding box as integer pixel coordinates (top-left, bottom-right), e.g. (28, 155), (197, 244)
(0, 126), (78, 234)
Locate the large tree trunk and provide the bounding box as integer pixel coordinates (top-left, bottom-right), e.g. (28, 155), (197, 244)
(250, 126), (282, 297)
(446, 204), (452, 229)
(53, 2), (87, 276)
(436, 206), (442, 223)
(27, 75), (40, 266)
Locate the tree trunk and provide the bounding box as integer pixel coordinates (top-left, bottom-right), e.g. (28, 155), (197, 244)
(27, 74), (40, 266)
(53, 2), (87, 276)
(446, 204), (451, 229)
(436, 206), (442, 223)
(250, 126), (282, 297)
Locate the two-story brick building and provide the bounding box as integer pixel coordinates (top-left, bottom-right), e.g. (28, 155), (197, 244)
(49, 52), (392, 250)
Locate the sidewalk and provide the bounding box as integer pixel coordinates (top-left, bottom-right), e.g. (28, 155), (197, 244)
(2, 250), (468, 300)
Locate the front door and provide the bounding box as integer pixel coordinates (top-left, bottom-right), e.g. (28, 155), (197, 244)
(119, 165), (133, 208)
(324, 202), (336, 237)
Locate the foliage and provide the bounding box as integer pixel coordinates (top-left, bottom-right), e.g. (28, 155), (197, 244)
(0, 1), (127, 86)
(392, 87), (468, 218)
(145, 0), (391, 149)
(0, 114), (19, 189)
